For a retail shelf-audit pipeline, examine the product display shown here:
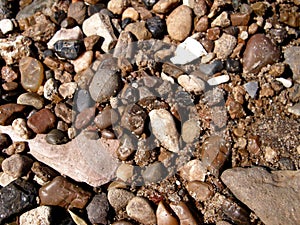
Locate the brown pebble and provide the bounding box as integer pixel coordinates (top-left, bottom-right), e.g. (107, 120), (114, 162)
(3, 141), (27, 155)
(2, 81), (18, 91)
(84, 35), (100, 51)
(230, 13), (250, 26)
(101, 129), (115, 139)
(194, 16), (208, 32)
(170, 202), (198, 225)
(60, 17), (77, 28)
(1, 66), (18, 82)
(27, 108), (56, 134)
(75, 107), (95, 129)
(124, 21), (152, 40)
(2, 154), (33, 178)
(153, 0), (180, 14)
(54, 102), (73, 124)
(68, 2), (86, 25)
(0, 104), (27, 126)
(186, 181), (214, 202)
(156, 201), (179, 225)
(207, 27), (221, 41)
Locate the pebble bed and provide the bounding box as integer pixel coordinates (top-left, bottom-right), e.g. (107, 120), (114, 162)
(0, 0), (299, 225)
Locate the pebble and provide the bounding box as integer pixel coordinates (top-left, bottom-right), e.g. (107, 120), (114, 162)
(17, 92), (44, 109)
(94, 107), (118, 130)
(169, 202), (198, 225)
(39, 176), (91, 209)
(178, 159), (206, 182)
(54, 39), (85, 60)
(191, 0), (207, 17)
(71, 50), (93, 73)
(2, 81), (18, 91)
(58, 82), (78, 99)
(108, 188), (135, 211)
(186, 181), (213, 202)
(0, 35), (32, 65)
(86, 193), (109, 224)
(84, 34), (101, 51)
(122, 7), (139, 21)
(153, 0), (180, 14)
(225, 58), (242, 73)
(288, 103), (300, 116)
(126, 197), (157, 225)
(108, 0), (130, 14)
(43, 78), (59, 101)
(142, 162), (167, 184)
(0, 133), (11, 150)
(166, 5), (192, 41)
(75, 107), (95, 129)
(0, 172), (16, 187)
(27, 108), (56, 134)
(2, 154), (33, 178)
(19, 206), (51, 225)
(16, 0), (55, 20)
(230, 12), (250, 26)
(156, 201), (179, 225)
(1, 66), (18, 82)
(178, 75), (205, 93)
(45, 129), (69, 145)
(74, 89), (94, 112)
(19, 56), (44, 92)
(116, 163), (134, 182)
(207, 27), (220, 40)
(54, 103), (73, 124)
(125, 21), (152, 40)
(112, 221), (134, 225)
(284, 46), (300, 83)
(195, 16), (208, 32)
(82, 12), (117, 52)
(149, 109), (179, 153)
(0, 178), (38, 224)
(146, 16), (166, 39)
(31, 161), (59, 183)
(0, 103), (26, 126)
(181, 119), (201, 143)
(12, 118), (31, 139)
(67, 1), (86, 25)
(199, 60), (224, 76)
(0, 18), (13, 34)
(211, 11), (230, 27)
(275, 77), (292, 88)
(243, 81), (258, 98)
(89, 68), (121, 103)
(221, 167), (300, 225)
(243, 34), (280, 74)
(207, 75), (230, 86)
(61, 17), (78, 29)
(47, 26), (83, 49)
(170, 37), (207, 64)
(214, 33), (237, 59)
(121, 104), (147, 135)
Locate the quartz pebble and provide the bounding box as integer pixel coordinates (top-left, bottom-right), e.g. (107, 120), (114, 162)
(27, 109), (56, 134)
(186, 181), (213, 202)
(214, 34), (237, 59)
(116, 163), (134, 182)
(244, 81), (258, 98)
(126, 197), (157, 225)
(171, 37), (207, 64)
(19, 206), (52, 225)
(243, 34), (280, 74)
(178, 75), (205, 93)
(86, 193), (109, 224)
(44, 78), (59, 101)
(1, 66), (18, 82)
(284, 46), (300, 83)
(211, 11), (230, 27)
(156, 201), (179, 225)
(54, 39), (85, 60)
(2, 154), (33, 178)
(0, 104), (27, 126)
(19, 56), (44, 92)
(167, 5), (192, 41)
(17, 92), (44, 109)
(108, 188), (135, 211)
(39, 176), (91, 209)
(59, 82), (78, 99)
(179, 159), (207, 182)
(45, 129), (69, 145)
(275, 78), (292, 88)
(149, 109), (179, 153)
(0, 18), (13, 34)
(71, 50), (93, 73)
(207, 75), (230, 86)
(12, 118), (31, 139)
(47, 26), (83, 49)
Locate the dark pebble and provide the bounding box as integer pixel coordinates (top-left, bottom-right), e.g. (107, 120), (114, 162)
(61, 17), (78, 29)
(146, 16), (166, 39)
(75, 107), (96, 130)
(53, 10), (66, 25)
(0, 133), (12, 150)
(0, 0), (13, 20)
(0, 178), (38, 224)
(88, 4), (106, 16)
(31, 161), (59, 183)
(121, 18), (133, 29)
(43, 49), (54, 59)
(86, 193), (109, 224)
(142, 0), (157, 8)
(0, 103), (27, 126)
(74, 89), (94, 112)
(199, 60), (224, 76)
(225, 58), (242, 73)
(94, 107), (118, 130)
(101, 129), (115, 139)
(45, 129), (69, 145)
(54, 40), (85, 60)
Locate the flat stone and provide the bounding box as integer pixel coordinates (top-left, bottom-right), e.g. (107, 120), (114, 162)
(214, 33), (237, 59)
(243, 81), (258, 98)
(39, 176), (91, 209)
(124, 21), (152, 40)
(243, 34), (280, 74)
(1, 154), (33, 178)
(156, 201), (179, 225)
(0, 178), (38, 224)
(71, 51), (93, 73)
(17, 92), (44, 109)
(153, 0), (180, 14)
(108, 188), (135, 211)
(170, 37), (207, 64)
(82, 12), (118, 52)
(178, 75), (205, 93)
(47, 26), (83, 49)
(0, 18), (13, 34)
(149, 109), (179, 153)
(221, 167), (300, 225)
(284, 46), (300, 83)
(126, 197), (157, 225)
(0, 104), (26, 125)
(166, 5), (192, 41)
(27, 108), (56, 134)
(86, 193), (109, 224)
(19, 206), (51, 225)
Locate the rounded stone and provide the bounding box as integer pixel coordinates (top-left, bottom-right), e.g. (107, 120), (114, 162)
(19, 56), (44, 92)
(146, 16), (166, 39)
(156, 201), (179, 225)
(182, 119), (201, 143)
(17, 92), (44, 109)
(27, 108), (56, 134)
(107, 188), (135, 211)
(2, 154), (33, 178)
(74, 89), (94, 112)
(166, 5), (192, 41)
(86, 193), (109, 224)
(45, 129), (69, 145)
(142, 162), (167, 184)
(12, 118), (31, 139)
(0, 133), (12, 150)
(67, 2), (86, 25)
(0, 18), (13, 34)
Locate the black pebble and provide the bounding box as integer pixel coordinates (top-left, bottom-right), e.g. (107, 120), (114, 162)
(43, 49), (54, 59)
(199, 60), (224, 76)
(142, 0), (157, 8)
(54, 39), (85, 60)
(225, 58), (241, 73)
(46, 129), (69, 145)
(121, 18), (132, 29)
(146, 16), (166, 39)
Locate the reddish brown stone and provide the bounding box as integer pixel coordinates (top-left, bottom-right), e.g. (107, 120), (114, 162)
(194, 16), (208, 32)
(0, 104), (27, 125)
(1, 66), (18, 82)
(207, 27), (221, 41)
(230, 13), (250, 26)
(27, 109), (56, 134)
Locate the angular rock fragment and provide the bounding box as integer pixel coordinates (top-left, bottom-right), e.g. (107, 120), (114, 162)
(156, 201), (179, 225)
(27, 108), (56, 134)
(86, 193), (109, 224)
(54, 39), (85, 60)
(1, 154), (33, 178)
(19, 206), (52, 225)
(284, 46), (300, 83)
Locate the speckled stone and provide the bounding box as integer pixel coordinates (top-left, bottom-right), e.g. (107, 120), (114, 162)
(86, 193), (109, 224)
(214, 34), (237, 59)
(107, 0), (130, 15)
(1, 154), (33, 178)
(125, 21), (152, 40)
(54, 39), (85, 60)
(27, 109), (56, 134)
(12, 118), (31, 139)
(19, 206), (52, 225)
(71, 50), (93, 73)
(108, 188), (135, 211)
(47, 26), (83, 49)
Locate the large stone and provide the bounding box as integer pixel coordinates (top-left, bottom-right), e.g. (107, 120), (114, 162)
(221, 167), (300, 225)
(0, 125), (120, 187)
(27, 108), (56, 134)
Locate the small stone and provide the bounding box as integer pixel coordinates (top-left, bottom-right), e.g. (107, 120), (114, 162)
(39, 176), (91, 209)
(0, 178), (38, 224)
(195, 16), (209, 32)
(68, 2), (86, 25)
(54, 39), (85, 60)
(0, 172), (16, 187)
(182, 119), (201, 143)
(59, 82), (78, 99)
(0, 18), (13, 34)
(207, 75), (230, 86)
(230, 13), (250, 26)
(0, 133), (12, 150)
(170, 37), (207, 64)
(146, 16), (166, 39)
(153, 0), (180, 14)
(1, 66), (18, 82)
(84, 35), (100, 51)
(207, 27), (220, 41)
(19, 206), (52, 225)
(284, 46), (300, 83)
(225, 58), (241, 73)
(199, 60), (223, 75)
(178, 75), (205, 93)
(2, 81), (18, 91)
(12, 118), (31, 139)
(149, 109), (179, 153)
(108, 0), (130, 15)
(108, 188), (135, 211)
(61, 17), (78, 29)
(45, 129), (69, 145)
(125, 21), (152, 40)
(0, 104), (27, 126)
(82, 12), (117, 52)
(121, 104), (147, 135)
(86, 193), (109, 224)
(179, 159), (206, 182)
(75, 107), (95, 130)
(169, 202), (198, 225)
(275, 77), (292, 88)
(2, 154), (33, 178)
(71, 50), (93, 73)
(211, 11), (230, 27)
(44, 78), (59, 101)
(166, 5), (193, 41)
(214, 34), (237, 59)
(221, 167), (300, 225)
(142, 162), (167, 184)
(19, 56), (44, 92)
(31, 162), (59, 183)
(47, 26), (83, 49)
(94, 107), (118, 130)
(288, 103), (300, 116)
(126, 197), (157, 225)
(74, 89), (94, 112)
(17, 92), (44, 109)
(89, 68), (121, 103)
(186, 181), (213, 202)
(244, 81), (258, 98)
(54, 103), (73, 124)
(27, 109), (56, 134)
(122, 7), (139, 21)
(243, 34), (280, 74)
(112, 221), (134, 225)
(156, 201), (179, 225)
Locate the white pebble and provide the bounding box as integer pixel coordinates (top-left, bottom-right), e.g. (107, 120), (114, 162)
(47, 26), (83, 49)
(0, 19), (14, 34)
(207, 75), (230, 86)
(171, 37), (207, 65)
(12, 118), (30, 139)
(275, 77), (292, 88)
(161, 72), (174, 84)
(178, 74), (205, 93)
(240, 31), (248, 40)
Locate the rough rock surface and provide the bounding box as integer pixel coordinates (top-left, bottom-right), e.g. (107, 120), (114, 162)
(221, 167), (300, 225)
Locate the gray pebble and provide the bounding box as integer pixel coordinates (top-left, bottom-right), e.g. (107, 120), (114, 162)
(86, 193), (109, 224)
(244, 81), (258, 98)
(142, 162), (167, 184)
(108, 188), (135, 212)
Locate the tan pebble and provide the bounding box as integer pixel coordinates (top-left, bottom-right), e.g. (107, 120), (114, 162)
(186, 181), (214, 202)
(153, 0), (180, 14)
(122, 7), (139, 21)
(170, 202), (198, 225)
(156, 201), (179, 225)
(179, 159), (207, 182)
